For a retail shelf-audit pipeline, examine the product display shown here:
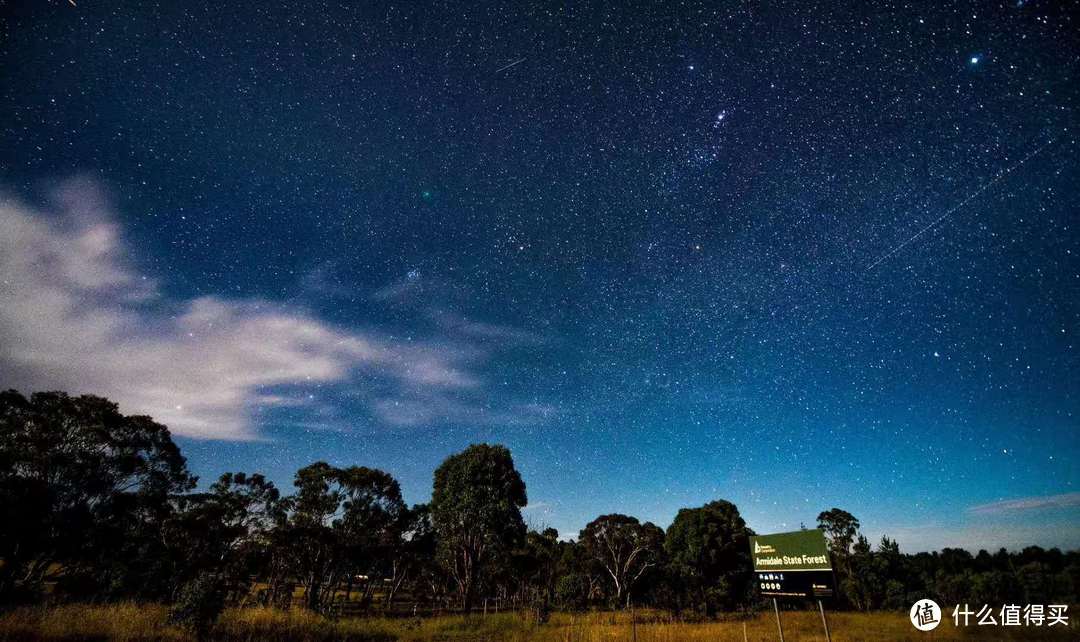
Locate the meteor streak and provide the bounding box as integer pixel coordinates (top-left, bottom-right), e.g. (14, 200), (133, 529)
(494, 57), (526, 73)
(865, 138), (1054, 271)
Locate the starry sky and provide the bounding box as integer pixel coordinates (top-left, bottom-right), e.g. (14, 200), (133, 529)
(2, 1), (1078, 552)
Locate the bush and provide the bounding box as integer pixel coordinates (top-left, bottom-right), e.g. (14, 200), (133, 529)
(169, 572), (226, 639)
(554, 574), (589, 611)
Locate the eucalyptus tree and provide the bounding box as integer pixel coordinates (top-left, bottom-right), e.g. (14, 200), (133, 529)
(0, 390), (194, 602)
(276, 462), (405, 611)
(665, 500), (754, 614)
(579, 514), (665, 608)
(430, 444), (527, 612)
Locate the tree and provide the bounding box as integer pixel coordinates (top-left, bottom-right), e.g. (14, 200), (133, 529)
(816, 508), (861, 559)
(579, 514), (664, 608)
(283, 462), (341, 610)
(335, 466), (407, 608)
(665, 500), (754, 615)
(169, 570), (227, 640)
(430, 444), (527, 613)
(165, 472), (285, 607)
(816, 508), (861, 608)
(554, 572), (590, 611)
(843, 534), (876, 610)
(275, 462), (405, 612)
(506, 528), (562, 616)
(383, 503), (436, 609)
(0, 390), (194, 602)
(207, 472), (285, 574)
(524, 528), (562, 602)
(555, 537), (606, 606)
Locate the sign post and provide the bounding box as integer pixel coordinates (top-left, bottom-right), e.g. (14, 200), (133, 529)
(750, 530), (835, 642)
(772, 597), (785, 642)
(818, 597), (832, 642)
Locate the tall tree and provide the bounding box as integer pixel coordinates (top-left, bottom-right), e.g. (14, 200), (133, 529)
(208, 472), (285, 569)
(430, 444), (527, 613)
(817, 507), (861, 607)
(665, 500), (754, 615)
(285, 462), (340, 610)
(816, 508), (861, 559)
(335, 466), (406, 607)
(279, 462), (405, 611)
(383, 503), (436, 609)
(164, 474), (284, 634)
(166, 473), (285, 601)
(579, 514), (664, 608)
(0, 390), (194, 601)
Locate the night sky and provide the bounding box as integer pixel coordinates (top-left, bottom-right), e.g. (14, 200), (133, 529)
(2, 1), (1078, 552)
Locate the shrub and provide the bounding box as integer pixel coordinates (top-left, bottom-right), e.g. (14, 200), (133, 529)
(554, 574), (589, 611)
(169, 572), (226, 639)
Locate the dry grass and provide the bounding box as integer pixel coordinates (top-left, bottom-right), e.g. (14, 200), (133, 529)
(0, 603), (1075, 641)
(0, 602), (186, 641)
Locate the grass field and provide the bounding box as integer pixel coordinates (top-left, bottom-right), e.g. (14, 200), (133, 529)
(0, 603), (1075, 641)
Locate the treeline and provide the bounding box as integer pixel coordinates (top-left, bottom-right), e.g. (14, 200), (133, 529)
(1, 391), (1077, 633)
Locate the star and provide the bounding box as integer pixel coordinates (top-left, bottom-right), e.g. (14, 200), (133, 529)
(2, 0), (1074, 557)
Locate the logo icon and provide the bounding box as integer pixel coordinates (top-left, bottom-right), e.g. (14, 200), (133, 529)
(910, 599), (941, 631)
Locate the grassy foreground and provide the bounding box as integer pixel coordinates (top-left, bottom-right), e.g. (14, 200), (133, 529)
(0, 603), (1076, 641)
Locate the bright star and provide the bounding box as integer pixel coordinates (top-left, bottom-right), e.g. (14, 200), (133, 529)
(970, 56), (979, 65)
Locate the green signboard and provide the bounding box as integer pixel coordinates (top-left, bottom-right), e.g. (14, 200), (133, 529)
(750, 530), (835, 599)
(750, 529), (832, 571)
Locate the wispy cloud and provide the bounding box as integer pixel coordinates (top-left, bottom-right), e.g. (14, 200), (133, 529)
(967, 492), (1080, 516)
(865, 522), (1080, 553)
(427, 309), (546, 347)
(522, 501), (554, 513)
(864, 492), (1080, 552)
(370, 272), (467, 306)
(372, 395), (557, 428)
(0, 178), (550, 440)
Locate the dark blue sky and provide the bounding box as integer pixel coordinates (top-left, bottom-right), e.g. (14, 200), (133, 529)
(2, 1), (1077, 551)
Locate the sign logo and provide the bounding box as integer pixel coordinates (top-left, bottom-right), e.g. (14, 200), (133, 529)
(910, 599), (941, 631)
(754, 540), (776, 554)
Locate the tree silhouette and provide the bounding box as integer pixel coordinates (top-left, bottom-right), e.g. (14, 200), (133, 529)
(579, 514), (664, 608)
(430, 444), (527, 613)
(0, 390), (194, 601)
(665, 500), (755, 615)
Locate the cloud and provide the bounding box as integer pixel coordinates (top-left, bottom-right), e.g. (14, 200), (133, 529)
(863, 493), (1080, 552)
(522, 501), (554, 513)
(0, 179), (548, 440)
(427, 309), (546, 347)
(967, 492), (1080, 516)
(372, 395), (557, 428)
(370, 272), (468, 307)
(865, 522), (1080, 553)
